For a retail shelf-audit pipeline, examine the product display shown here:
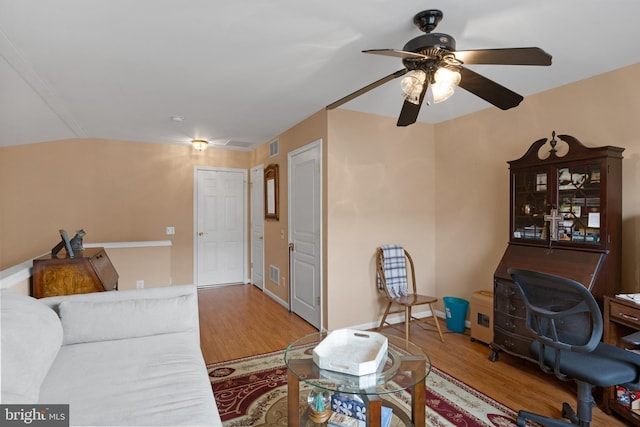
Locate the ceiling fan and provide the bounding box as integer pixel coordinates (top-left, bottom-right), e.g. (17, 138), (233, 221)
(327, 9), (552, 126)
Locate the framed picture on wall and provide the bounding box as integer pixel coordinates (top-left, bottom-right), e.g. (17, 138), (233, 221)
(264, 163), (279, 220)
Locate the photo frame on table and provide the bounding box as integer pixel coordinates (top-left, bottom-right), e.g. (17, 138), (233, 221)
(264, 163), (279, 220)
(51, 229), (74, 257)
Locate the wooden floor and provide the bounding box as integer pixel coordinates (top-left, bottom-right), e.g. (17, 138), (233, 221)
(198, 283), (317, 364)
(198, 284), (628, 426)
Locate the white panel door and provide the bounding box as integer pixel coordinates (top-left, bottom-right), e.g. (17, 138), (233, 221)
(289, 140), (322, 329)
(250, 165), (264, 290)
(195, 168), (246, 286)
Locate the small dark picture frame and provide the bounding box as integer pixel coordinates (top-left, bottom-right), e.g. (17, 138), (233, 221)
(264, 164), (279, 220)
(52, 229), (74, 257)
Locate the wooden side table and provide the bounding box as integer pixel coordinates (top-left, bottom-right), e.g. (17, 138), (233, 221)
(603, 296), (640, 425)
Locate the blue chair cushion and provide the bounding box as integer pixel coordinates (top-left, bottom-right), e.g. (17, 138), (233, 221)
(533, 341), (640, 387)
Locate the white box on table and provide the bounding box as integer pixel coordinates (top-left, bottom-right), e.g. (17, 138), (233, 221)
(313, 329), (388, 376)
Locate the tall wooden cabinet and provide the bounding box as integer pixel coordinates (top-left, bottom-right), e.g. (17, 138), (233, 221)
(489, 132), (623, 363)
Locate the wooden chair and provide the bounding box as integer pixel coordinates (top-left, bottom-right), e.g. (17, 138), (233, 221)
(376, 246), (445, 342)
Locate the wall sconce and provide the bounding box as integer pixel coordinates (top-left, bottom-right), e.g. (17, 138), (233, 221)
(192, 139), (209, 151)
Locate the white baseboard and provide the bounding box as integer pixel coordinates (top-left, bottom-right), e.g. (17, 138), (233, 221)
(348, 309), (470, 332)
(263, 288), (289, 310)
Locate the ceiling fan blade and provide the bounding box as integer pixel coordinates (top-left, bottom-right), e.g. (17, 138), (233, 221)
(326, 69), (408, 110)
(363, 49), (430, 60)
(454, 47), (552, 66)
(397, 84), (428, 127)
(458, 67), (523, 110)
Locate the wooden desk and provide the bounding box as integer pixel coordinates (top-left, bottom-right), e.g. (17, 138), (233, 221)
(604, 296), (640, 425)
(32, 248), (119, 298)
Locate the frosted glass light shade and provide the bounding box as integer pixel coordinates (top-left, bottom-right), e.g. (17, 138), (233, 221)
(431, 67), (461, 103)
(400, 70), (427, 105)
(192, 139), (209, 151)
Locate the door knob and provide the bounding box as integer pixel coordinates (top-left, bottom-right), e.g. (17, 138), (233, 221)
(198, 232), (205, 236)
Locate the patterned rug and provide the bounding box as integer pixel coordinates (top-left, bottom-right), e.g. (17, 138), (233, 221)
(208, 349), (521, 427)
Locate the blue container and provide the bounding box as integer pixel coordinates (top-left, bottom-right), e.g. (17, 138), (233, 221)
(444, 296), (469, 333)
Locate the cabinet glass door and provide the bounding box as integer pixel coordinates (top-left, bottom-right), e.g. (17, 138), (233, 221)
(556, 164), (601, 244)
(512, 170), (547, 241)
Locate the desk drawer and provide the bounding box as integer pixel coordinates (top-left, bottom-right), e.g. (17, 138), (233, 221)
(494, 279), (526, 317)
(493, 329), (533, 358)
(494, 311), (529, 335)
(610, 301), (640, 328)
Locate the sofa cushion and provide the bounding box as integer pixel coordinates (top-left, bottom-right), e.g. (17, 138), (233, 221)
(39, 332), (220, 426)
(59, 293), (195, 345)
(1, 290), (63, 403)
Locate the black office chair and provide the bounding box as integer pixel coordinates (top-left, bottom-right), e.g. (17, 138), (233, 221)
(508, 268), (640, 427)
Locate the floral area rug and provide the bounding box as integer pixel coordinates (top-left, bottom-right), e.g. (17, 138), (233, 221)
(208, 349), (520, 426)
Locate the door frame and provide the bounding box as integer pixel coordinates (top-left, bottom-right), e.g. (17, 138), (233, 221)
(250, 164), (265, 290)
(288, 139), (323, 329)
(193, 166), (248, 287)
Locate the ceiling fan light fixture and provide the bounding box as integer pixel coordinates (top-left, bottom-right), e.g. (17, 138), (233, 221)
(192, 139), (209, 151)
(431, 66), (461, 104)
(400, 70), (427, 105)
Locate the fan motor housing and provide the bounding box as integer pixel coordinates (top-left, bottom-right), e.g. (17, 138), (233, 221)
(402, 33), (456, 70)
(403, 33), (456, 54)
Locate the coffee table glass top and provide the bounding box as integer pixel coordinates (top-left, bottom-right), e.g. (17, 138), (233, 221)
(284, 331), (430, 396)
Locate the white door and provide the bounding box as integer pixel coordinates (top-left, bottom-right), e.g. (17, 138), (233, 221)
(289, 140), (322, 329)
(250, 165), (265, 290)
(195, 168), (246, 286)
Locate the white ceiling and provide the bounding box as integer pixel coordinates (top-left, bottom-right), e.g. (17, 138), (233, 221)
(2, 0), (640, 150)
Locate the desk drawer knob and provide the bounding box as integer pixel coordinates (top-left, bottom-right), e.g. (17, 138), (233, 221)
(620, 312), (640, 322)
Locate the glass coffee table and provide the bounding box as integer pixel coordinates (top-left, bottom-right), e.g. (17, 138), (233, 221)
(284, 331), (430, 427)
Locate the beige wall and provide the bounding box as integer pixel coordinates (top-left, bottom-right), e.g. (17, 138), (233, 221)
(104, 245), (172, 290)
(251, 110), (328, 308)
(434, 64), (640, 302)
(2, 64), (639, 330)
(0, 139), (251, 285)
(326, 109), (436, 329)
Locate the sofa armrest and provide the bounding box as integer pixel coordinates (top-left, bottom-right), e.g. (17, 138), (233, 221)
(40, 285), (201, 344)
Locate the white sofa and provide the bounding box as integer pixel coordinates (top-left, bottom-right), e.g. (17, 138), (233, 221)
(1, 285), (222, 426)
